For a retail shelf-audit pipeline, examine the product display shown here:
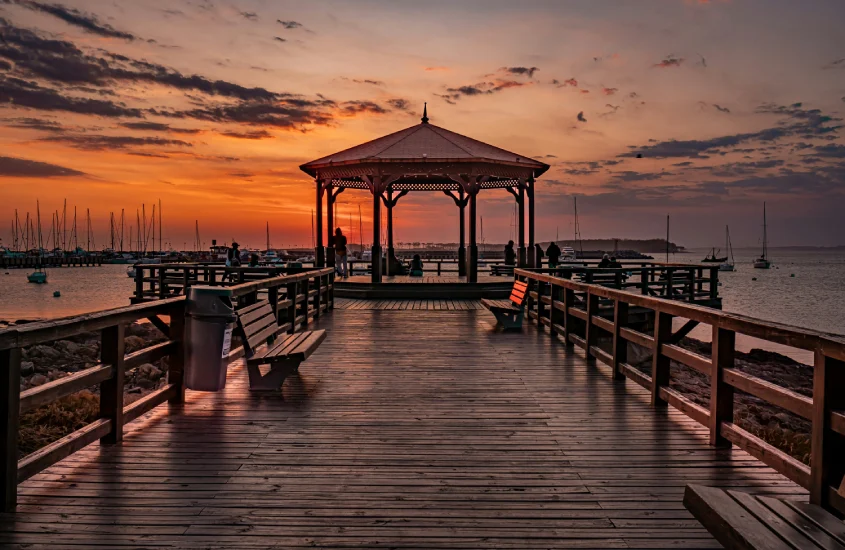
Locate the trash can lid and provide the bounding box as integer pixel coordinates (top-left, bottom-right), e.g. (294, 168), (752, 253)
(188, 285), (233, 297)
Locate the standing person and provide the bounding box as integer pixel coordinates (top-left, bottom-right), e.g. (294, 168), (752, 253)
(227, 242), (241, 267)
(504, 240), (516, 266)
(248, 253), (260, 267)
(334, 228), (348, 278)
(546, 241), (561, 269)
(534, 243), (544, 268)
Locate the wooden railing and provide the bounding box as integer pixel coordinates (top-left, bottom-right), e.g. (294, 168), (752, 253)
(0, 267), (334, 512)
(515, 268), (845, 516)
(131, 264), (320, 303)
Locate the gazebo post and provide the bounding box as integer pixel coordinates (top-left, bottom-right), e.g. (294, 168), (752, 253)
(458, 188), (466, 277)
(467, 180), (478, 283)
(518, 182), (526, 268)
(326, 181), (335, 271)
(386, 187), (394, 277)
(315, 179), (324, 268)
(527, 177), (535, 268)
(371, 176), (382, 283)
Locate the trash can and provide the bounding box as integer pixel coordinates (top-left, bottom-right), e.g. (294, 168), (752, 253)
(185, 286), (236, 391)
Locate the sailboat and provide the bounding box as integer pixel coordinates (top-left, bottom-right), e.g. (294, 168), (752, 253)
(27, 201), (47, 284)
(719, 226), (735, 272)
(702, 247), (728, 263)
(753, 203), (771, 269)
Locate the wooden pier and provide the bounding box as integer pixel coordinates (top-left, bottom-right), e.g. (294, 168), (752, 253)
(1, 255), (103, 269)
(1, 268), (843, 548)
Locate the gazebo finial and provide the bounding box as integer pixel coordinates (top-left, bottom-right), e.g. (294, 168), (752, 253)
(421, 102), (429, 124)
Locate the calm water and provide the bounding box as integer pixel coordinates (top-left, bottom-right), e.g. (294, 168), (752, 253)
(1, 250), (843, 362)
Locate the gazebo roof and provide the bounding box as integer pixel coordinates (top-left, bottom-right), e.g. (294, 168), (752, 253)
(299, 117), (550, 179)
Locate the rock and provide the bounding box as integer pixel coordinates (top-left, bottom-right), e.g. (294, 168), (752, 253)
(54, 340), (81, 355)
(29, 345), (61, 360)
(20, 361), (34, 376)
(29, 374), (48, 386)
(127, 387), (142, 394)
(34, 364), (49, 374)
(124, 336), (146, 353)
(136, 378), (156, 389)
(136, 363), (163, 381)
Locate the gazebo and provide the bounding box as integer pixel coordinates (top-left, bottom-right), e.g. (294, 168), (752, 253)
(300, 106), (550, 283)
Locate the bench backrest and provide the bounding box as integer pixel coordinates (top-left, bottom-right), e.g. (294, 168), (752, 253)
(235, 301), (283, 357)
(510, 280), (528, 308)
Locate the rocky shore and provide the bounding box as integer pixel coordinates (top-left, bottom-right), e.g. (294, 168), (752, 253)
(629, 338), (812, 464)
(6, 320), (170, 457)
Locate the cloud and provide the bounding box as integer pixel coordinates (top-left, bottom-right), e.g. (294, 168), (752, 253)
(273, 36), (286, 43)
(340, 100), (388, 115)
(240, 11), (258, 20)
(341, 77), (385, 86)
(602, 87), (618, 96)
(0, 60), (11, 71)
(813, 144), (845, 158)
(5, 116), (64, 132)
(442, 79), (528, 101)
(220, 129), (272, 140)
(0, 76), (144, 117)
(277, 20), (303, 29)
(622, 103), (842, 158)
(7, 0), (136, 40)
(713, 104), (730, 113)
(653, 56), (685, 68)
(557, 78), (578, 88)
(424, 66), (449, 72)
(386, 98), (411, 111)
(40, 134), (193, 150)
(823, 58), (845, 69)
(119, 121), (200, 134)
(501, 66), (538, 78)
(0, 154), (84, 176)
(577, 111), (586, 122)
(611, 170), (672, 182)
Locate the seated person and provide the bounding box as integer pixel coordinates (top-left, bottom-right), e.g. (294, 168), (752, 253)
(597, 254), (611, 268)
(409, 254), (424, 277)
(608, 256), (623, 269)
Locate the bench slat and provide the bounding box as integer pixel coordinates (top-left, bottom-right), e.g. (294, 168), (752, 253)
(239, 303), (273, 327)
(246, 320), (285, 352)
(683, 485), (793, 550)
(729, 490), (823, 550)
(785, 501), (845, 544)
(243, 313), (277, 341)
(237, 301), (268, 316)
(290, 330), (327, 360)
(758, 496), (845, 549)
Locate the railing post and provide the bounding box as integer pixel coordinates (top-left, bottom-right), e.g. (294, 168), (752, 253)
(135, 267), (144, 302)
(665, 268), (674, 299)
(286, 282), (297, 333)
(563, 287), (575, 347)
(268, 286), (279, 322)
(168, 304), (186, 404)
(1, 347), (21, 512)
(709, 325), (735, 447)
(329, 272), (335, 310)
(549, 284), (561, 331)
(584, 291), (598, 362)
(811, 350), (845, 510)
(709, 267), (719, 302)
(536, 279), (546, 330)
(696, 267), (704, 294)
(651, 310), (672, 407)
(611, 300), (628, 381)
(299, 280), (309, 328)
(99, 324), (126, 444)
(686, 270), (695, 302)
(641, 268), (648, 295)
(313, 275), (321, 319)
(437, 261), (441, 276)
(158, 267), (166, 299)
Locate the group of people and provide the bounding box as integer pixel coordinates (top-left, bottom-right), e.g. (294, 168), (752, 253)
(503, 240), (565, 268)
(597, 254), (623, 269)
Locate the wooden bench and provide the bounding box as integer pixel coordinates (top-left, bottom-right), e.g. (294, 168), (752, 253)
(480, 280), (528, 330)
(235, 301), (326, 391)
(490, 264), (515, 277)
(684, 485), (845, 550)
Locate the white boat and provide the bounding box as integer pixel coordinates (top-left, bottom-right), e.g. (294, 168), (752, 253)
(719, 226), (735, 272)
(753, 203), (771, 269)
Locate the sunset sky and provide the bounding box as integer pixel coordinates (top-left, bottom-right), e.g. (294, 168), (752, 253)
(1, 0), (844, 250)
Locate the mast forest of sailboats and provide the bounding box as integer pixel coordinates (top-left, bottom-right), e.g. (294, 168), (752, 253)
(27, 201), (47, 284)
(753, 202), (771, 269)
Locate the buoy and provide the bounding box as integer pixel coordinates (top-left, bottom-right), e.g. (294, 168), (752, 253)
(752, 277), (757, 281)
(790, 274), (795, 277)
(53, 290), (61, 297)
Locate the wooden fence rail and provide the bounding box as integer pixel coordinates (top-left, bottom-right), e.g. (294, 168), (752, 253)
(0, 267), (334, 512)
(515, 268), (845, 516)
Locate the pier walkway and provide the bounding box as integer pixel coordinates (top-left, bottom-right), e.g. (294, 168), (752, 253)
(0, 306), (804, 549)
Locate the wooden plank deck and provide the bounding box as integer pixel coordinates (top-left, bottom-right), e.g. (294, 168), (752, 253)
(343, 274), (508, 284)
(0, 308), (805, 548)
(335, 298), (486, 310)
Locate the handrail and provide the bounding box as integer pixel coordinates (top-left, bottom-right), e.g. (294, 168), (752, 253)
(1, 267), (335, 512)
(515, 268), (845, 515)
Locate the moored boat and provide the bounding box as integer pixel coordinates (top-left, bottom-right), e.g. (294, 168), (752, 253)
(753, 203), (771, 269)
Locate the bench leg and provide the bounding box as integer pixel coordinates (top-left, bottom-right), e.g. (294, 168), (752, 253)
(247, 359), (301, 392)
(491, 310), (524, 331)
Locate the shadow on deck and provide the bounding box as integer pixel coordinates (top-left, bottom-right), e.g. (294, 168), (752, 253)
(0, 305), (804, 548)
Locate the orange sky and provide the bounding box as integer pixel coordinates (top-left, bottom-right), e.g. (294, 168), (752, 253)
(2, 0), (845, 250)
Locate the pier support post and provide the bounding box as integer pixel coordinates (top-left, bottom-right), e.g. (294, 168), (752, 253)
(1, 348), (21, 512)
(527, 177), (535, 268)
(99, 324), (126, 444)
(518, 182), (526, 268)
(326, 182), (335, 271)
(467, 179), (478, 283)
(811, 351), (845, 510)
(315, 180), (325, 268)
(651, 311), (672, 407)
(458, 188), (466, 277)
(371, 176), (382, 283)
(386, 188), (394, 276)
(709, 325), (735, 447)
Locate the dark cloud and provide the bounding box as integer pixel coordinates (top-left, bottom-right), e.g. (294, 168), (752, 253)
(713, 104), (730, 113)
(442, 80), (527, 101)
(501, 66), (538, 78)
(824, 58), (845, 69)
(220, 129), (272, 140)
(119, 121), (201, 134)
(155, 100), (335, 129)
(611, 170), (672, 182)
(273, 37), (286, 42)
(0, 60), (11, 71)
(622, 103), (842, 159)
(341, 77), (384, 86)
(7, 0), (136, 40)
(341, 100), (388, 115)
(577, 111), (586, 122)
(557, 78), (578, 88)
(0, 76), (144, 117)
(240, 11), (258, 20)
(0, 154), (84, 176)
(5, 116), (64, 132)
(653, 56), (684, 69)
(602, 87), (618, 96)
(277, 20), (303, 29)
(813, 144), (845, 158)
(386, 98), (411, 111)
(40, 134), (193, 151)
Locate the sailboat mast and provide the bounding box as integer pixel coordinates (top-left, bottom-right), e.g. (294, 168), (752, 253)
(763, 202), (768, 259)
(158, 199), (162, 254)
(266, 222), (270, 251)
(358, 204), (363, 256)
(665, 215), (670, 263)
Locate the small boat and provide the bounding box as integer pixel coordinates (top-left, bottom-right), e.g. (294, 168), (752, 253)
(27, 270), (47, 284)
(127, 265), (138, 278)
(753, 203), (771, 269)
(719, 226), (735, 272)
(702, 247), (728, 263)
